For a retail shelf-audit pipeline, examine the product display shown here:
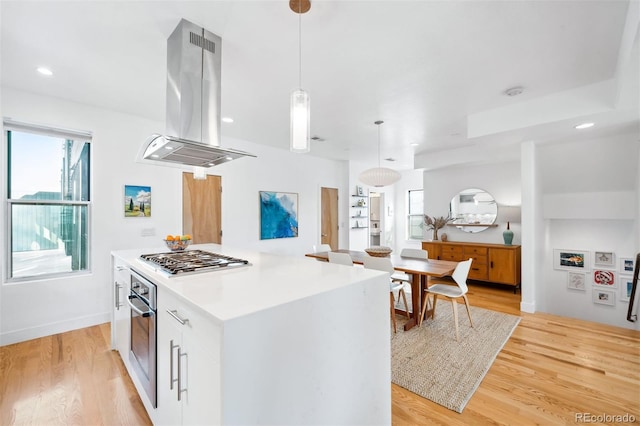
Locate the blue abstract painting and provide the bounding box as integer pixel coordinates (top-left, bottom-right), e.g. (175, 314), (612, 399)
(260, 191), (298, 239)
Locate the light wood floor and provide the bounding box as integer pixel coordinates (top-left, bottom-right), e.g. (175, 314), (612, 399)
(1, 284), (639, 425)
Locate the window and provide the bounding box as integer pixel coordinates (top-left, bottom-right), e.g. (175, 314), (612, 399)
(5, 120), (91, 281)
(407, 189), (424, 240)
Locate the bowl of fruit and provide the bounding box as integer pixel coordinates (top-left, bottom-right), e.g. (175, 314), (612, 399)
(164, 234), (192, 251)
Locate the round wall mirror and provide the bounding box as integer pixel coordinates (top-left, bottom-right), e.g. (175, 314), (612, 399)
(449, 188), (498, 233)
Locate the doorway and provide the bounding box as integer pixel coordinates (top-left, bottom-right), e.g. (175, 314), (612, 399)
(320, 187), (339, 250)
(369, 192), (383, 246)
(182, 172), (222, 244)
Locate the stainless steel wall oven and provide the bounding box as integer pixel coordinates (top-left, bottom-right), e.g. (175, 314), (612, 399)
(128, 269), (157, 407)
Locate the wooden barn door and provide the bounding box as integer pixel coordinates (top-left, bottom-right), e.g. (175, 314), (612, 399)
(182, 173), (222, 244)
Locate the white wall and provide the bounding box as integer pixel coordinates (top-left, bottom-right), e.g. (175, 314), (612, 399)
(423, 160), (522, 245)
(418, 133), (639, 330)
(391, 169), (423, 254)
(538, 134), (639, 330)
(0, 87), (349, 344)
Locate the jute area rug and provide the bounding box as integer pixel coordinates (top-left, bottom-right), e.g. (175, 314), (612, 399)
(391, 304), (520, 413)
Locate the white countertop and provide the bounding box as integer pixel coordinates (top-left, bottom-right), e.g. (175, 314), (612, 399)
(112, 243), (385, 323)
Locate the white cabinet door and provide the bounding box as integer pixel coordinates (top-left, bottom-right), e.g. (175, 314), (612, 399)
(156, 286), (221, 426)
(156, 291), (185, 426)
(112, 260), (130, 356)
(180, 317), (221, 425)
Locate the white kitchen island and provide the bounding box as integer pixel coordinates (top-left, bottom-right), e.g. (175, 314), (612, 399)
(112, 244), (391, 425)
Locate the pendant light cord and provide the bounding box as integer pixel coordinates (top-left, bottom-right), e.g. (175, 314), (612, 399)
(298, 0), (302, 89)
(375, 120), (383, 168)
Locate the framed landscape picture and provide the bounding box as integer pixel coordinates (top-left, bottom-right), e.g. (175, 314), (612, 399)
(594, 251), (615, 267)
(567, 272), (586, 291)
(593, 269), (616, 288)
(619, 257), (635, 274)
(592, 288), (615, 306)
(259, 191), (298, 240)
(619, 275), (633, 302)
(124, 185), (151, 217)
(554, 249), (590, 272)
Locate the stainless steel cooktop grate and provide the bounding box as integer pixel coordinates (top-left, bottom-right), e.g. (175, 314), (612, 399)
(139, 249), (249, 275)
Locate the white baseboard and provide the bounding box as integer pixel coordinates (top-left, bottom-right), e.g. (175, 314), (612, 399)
(0, 312), (110, 346)
(520, 300), (536, 313)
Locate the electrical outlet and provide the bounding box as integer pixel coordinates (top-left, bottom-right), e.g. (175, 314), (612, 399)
(141, 228), (156, 237)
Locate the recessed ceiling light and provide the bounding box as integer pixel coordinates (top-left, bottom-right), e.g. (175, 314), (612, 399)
(222, 117), (234, 123)
(410, 142), (419, 147)
(575, 122), (594, 130)
(164, 146), (173, 150)
(504, 86), (523, 97)
(37, 67), (53, 76)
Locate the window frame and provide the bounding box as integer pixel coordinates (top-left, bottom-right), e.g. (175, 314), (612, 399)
(5, 119), (93, 282)
(407, 189), (424, 241)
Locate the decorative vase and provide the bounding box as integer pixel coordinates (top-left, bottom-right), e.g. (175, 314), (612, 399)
(503, 222), (514, 246)
(432, 228), (439, 241)
(441, 233), (448, 242)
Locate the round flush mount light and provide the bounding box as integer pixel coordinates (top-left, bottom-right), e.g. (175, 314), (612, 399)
(37, 67), (53, 76)
(575, 122), (594, 130)
(222, 117), (234, 123)
(504, 86), (524, 97)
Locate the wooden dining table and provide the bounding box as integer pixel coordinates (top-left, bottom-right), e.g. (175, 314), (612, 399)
(305, 249), (458, 330)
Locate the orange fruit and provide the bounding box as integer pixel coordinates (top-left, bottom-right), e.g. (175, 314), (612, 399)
(174, 235), (181, 241)
(166, 235), (174, 241)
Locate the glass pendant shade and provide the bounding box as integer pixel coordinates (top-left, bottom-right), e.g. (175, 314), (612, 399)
(359, 167), (401, 187)
(290, 89), (310, 153)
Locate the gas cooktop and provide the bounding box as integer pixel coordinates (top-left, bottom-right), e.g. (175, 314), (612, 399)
(139, 249), (250, 276)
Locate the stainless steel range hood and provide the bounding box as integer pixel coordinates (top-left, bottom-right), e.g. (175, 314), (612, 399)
(140, 19), (255, 168)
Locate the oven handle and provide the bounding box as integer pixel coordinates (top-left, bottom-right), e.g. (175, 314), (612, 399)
(128, 295), (153, 317)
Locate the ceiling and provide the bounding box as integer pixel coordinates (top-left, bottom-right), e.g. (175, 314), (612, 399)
(1, 1), (638, 171)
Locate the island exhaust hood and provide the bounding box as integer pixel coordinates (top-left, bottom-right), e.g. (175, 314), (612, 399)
(140, 19), (255, 168)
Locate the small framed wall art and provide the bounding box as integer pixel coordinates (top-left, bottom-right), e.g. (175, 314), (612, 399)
(619, 275), (633, 302)
(593, 251), (615, 267)
(619, 257), (635, 274)
(553, 249), (590, 272)
(124, 185), (151, 217)
(259, 191), (299, 240)
(567, 272), (586, 291)
(592, 288), (615, 306)
(593, 269), (616, 288)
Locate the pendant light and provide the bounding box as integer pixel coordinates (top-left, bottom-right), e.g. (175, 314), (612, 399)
(290, 0), (311, 153)
(359, 120), (401, 187)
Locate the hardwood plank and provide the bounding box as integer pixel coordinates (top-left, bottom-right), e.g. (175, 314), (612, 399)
(0, 323), (151, 426)
(1, 285), (638, 425)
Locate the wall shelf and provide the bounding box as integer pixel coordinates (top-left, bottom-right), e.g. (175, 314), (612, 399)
(446, 223), (499, 227)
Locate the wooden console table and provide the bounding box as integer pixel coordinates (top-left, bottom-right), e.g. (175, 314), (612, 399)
(421, 241), (521, 291)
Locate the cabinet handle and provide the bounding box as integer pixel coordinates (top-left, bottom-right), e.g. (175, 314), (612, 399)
(490, 261), (494, 268)
(170, 340), (179, 390)
(177, 347), (188, 401)
(167, 309), (189, 325)
(116, 265), (128, 271)
(114, 282), (122, 309)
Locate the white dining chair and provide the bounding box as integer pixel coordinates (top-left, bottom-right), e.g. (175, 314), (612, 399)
(419, 258), (474, 342)
(363, 256), (409, 333)
(312, 244), (332, 252)
(328, 252), (354, 266)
